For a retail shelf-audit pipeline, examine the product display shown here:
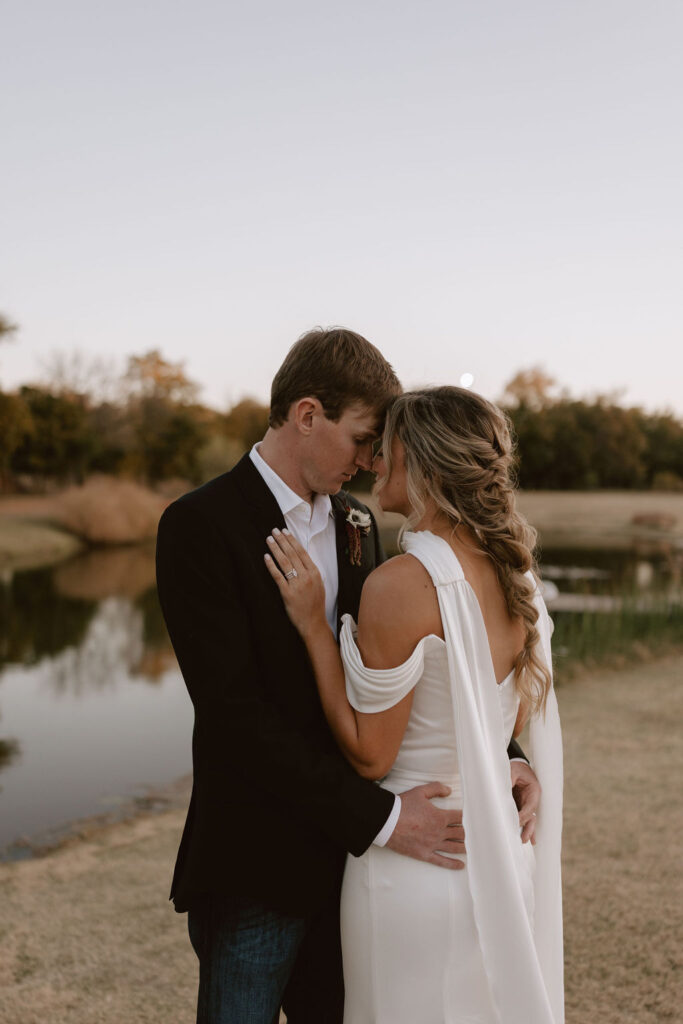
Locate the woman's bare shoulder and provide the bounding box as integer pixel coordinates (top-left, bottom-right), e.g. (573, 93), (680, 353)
(363, 553), (433, 603)
(358, 555), (442, 666)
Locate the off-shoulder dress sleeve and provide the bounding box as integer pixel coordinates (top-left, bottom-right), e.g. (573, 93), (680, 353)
(339, 613), (442, 713)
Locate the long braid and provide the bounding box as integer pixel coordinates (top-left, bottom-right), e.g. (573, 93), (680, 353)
(383, 386), (551, 717)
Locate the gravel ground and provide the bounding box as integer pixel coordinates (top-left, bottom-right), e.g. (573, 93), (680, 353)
(0, 655), (681, 1024)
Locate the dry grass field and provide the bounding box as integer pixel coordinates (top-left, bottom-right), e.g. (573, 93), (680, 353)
(0, 655), (681, 1024)
(363, 488), (683, 552)
(0, 477), (167, 564)
(516, 490), (683, 548)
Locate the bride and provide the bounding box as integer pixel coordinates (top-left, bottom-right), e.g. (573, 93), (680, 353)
(264, 386), (563, 1024)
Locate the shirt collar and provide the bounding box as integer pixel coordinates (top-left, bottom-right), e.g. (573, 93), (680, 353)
(249, 443), (333, 525)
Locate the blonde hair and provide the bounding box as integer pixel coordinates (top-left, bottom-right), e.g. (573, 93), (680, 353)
(381, 386), (551, 717)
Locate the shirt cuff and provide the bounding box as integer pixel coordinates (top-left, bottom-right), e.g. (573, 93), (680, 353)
(510, 756), (529, 764)
(373, 794), (401, 847)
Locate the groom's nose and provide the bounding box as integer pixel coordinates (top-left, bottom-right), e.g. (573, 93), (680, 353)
(354, 442), (374, 471)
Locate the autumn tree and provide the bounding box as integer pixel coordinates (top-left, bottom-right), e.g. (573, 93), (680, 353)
(0, 391), (32, 488)
(501, 367), (560, 410)
(11, 387), (94, 485)
(122, 349), (199, 404)
(223, 398), (270, 450)
(121, 350), (207, 483)
(640, 412), (683, 489)
(507, 397), (653, 489)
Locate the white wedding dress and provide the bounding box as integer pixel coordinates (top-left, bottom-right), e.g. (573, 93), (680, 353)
(338, 531), (564, 1024)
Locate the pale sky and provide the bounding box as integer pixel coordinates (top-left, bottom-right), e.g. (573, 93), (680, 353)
(2, 0), (682, 412)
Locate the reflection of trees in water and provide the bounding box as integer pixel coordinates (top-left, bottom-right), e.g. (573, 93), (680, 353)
(0, 737), (19, 766)
(53, 544), (156, 601)
(37, 595), (177, 695)
(0, 692), (20, 783)
(0, 566), (95, 669)
(0, 548), (175, 685)
(0, 736), (21, 785)
(135, 585), (172, 648)
(47, 597), (145, 695)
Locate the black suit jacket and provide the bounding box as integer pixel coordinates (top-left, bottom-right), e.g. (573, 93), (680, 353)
(156, 454), (395, 915)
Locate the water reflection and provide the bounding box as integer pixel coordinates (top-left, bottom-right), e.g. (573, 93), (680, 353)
(0, 545), (190, 851)
(0, 538), (681, 852)
(44, 598), (144, 695)
(0, 737), (20, 786)
(53, 544), (156, 601)
(538, 542), (682, 597)
(0, 545), (173, 683)
(537, 543), (683, 675)
(0, 565), (95, 668)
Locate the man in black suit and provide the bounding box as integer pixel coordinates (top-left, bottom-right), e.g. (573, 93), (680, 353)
(156, 327), (539, 1024)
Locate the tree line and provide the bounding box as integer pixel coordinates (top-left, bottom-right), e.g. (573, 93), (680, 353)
(502, 368), (683, 490)
(0, 347), (271, 490)
(0, 342), (681, 492)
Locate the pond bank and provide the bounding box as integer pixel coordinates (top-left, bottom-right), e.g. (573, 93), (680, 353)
(1, 488), (682, 572)
(0, 654), (680, 1024)
(0, 517), (82, 571)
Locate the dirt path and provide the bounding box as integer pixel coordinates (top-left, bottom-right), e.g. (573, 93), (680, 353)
(0, 656), (681, 1024)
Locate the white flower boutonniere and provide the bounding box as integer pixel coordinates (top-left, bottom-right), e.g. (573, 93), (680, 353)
(344, 506), (372, 566)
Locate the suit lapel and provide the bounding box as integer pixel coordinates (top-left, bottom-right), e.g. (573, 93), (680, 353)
(229, 454), (311, 661)
(231, 453), (287, 541)
(331, 492), (360, 633)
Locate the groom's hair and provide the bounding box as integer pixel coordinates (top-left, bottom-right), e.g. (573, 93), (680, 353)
(269, 326), (401, 427)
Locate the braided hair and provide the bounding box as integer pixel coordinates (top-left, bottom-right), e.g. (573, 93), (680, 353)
(381, 386), (551, 717)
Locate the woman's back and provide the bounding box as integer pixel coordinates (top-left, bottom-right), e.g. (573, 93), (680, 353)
(339, 530), (561, 1023)
(357, 524), (526, 685)
(343, 530), (522, 788)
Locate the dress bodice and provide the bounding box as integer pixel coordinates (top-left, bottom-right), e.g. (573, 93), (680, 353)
(340, 620), (519, 793)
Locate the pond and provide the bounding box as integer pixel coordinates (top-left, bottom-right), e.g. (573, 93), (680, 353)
(0, 546), (191, 857)
(1, 538), (681, 857)
(537, 541), (683, 671)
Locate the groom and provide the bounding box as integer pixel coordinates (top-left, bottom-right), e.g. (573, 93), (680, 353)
(156, 327), (540, 1024)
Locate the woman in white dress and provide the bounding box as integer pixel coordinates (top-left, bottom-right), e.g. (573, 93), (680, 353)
(265, 386), (563, 1024)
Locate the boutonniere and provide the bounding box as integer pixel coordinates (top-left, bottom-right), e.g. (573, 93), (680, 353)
(344, 507), (372, 566)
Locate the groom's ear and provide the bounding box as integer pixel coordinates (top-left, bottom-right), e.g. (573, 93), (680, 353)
(292, 397), (323, 435)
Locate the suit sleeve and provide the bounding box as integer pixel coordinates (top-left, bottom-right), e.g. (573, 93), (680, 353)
(507, 737), (528, 761)
(156, 498), (394, 857)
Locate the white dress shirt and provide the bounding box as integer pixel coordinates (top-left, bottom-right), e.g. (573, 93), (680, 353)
(249, 443), (400, 846)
